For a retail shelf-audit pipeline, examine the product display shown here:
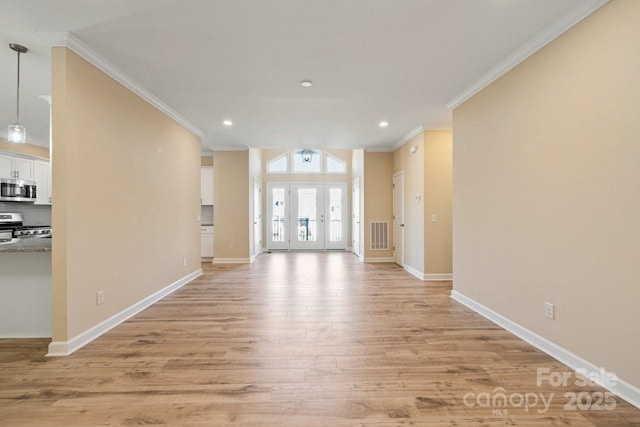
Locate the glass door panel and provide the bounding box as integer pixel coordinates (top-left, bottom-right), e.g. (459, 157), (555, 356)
(267, 184), (289, 250)
(290, 184), (324, 250)
(326, 184), (347, 250)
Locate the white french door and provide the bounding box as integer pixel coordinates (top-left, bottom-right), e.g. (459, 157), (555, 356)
(267, 183), (290, 250)
(324, 184), (347, 250)
(266, 183), (347, 251)
(352, 178), (360, 256)
(253, 178), (262, 256)
(290, 184), (324, 250)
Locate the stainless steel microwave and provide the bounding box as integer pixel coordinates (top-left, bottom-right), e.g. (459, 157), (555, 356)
(0, 178), (37, 202)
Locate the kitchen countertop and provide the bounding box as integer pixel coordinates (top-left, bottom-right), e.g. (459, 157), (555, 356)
(0, 238), (51, 253)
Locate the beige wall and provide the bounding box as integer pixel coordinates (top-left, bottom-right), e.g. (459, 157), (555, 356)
(393, 133), (425, 272)
(363, 151), (393, 259)
(213, 150), (250, 260)
(201, 156), (213, 167)
(51, 48), (201, 342)
(391, 131), (452, 276)
(0, 137), (49, 159)
(423, 131), (452, 274)
(453, 0), (640, 388)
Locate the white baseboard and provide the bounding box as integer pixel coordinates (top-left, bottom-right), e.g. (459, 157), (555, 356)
(363, 257), (395, 263)
(450, 290), (640, 410)
(404, 264), (423, 280)
(47, 269), (202, 357)
(424, 273), (453, 281)
(212, 258), (250, 264)
(249, 248), (264, 263)
(403, 264), (452, 281)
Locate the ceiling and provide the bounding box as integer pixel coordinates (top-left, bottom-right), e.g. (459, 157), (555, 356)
(0, 0), (593, 151)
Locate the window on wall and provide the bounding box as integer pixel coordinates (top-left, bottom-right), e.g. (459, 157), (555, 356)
(326, 154), (347, 174)
(292, 149), (322, 173)
(267, 153), (288, 173)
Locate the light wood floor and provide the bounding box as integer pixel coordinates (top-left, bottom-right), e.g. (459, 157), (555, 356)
(1, 252), (639, 426)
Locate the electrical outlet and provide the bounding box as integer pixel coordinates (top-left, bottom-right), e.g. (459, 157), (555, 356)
(431, 214), (437, 222)
(183, 258), (187, 266)
(545, 302), (555, 320)
(96, 290), (104, 305)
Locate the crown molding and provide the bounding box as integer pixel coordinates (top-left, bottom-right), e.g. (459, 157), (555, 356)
(53, 32), (204, 138)
(391, 125), (423, 151)
(446, 0), (609, 110)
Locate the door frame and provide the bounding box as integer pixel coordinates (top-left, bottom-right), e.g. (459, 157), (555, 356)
(393, 171), (405, 266)
(352, 178), (361, 257)
(266, 182), (349, 251)
(252, 177), (262, 257)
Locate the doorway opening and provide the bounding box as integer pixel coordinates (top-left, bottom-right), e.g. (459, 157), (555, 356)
(266, 183), (347, 251)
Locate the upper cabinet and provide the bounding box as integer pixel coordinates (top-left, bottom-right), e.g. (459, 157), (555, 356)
(201, 166), (214, 205)
(0, 153), (35, 181)
(34, 160), (52, 205)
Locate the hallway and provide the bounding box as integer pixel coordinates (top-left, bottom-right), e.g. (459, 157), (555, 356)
(1, 252), (639, 425)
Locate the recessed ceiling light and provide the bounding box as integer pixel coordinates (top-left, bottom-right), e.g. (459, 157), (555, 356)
(379, 121), (389, 127)
(300, 80), (313, 87)
(223, 120), (233, 126)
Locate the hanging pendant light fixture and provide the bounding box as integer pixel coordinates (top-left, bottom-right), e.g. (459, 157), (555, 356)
(7, 43), (28, 144)
(300, 148), (314, 163)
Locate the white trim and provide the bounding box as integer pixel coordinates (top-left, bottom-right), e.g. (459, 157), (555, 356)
(450, 290), (640, 410)
(403, 264), (423, 280)
(446, 0), (609, 110)
(363, 257), (395, 263)
(391, 126), (423, 151)
(53, 33), (204, 138)
(47, 269), (202, 357)
(212, 258), (250, 264)
(401, 264), (453, 281)
(424, 273), (453, 281)
(249, 248), (264, 263)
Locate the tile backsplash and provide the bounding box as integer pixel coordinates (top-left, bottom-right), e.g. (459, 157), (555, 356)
(0, 202), (51, 226)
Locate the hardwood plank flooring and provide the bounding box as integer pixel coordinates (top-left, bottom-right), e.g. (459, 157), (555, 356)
(1, 252), (639, 426)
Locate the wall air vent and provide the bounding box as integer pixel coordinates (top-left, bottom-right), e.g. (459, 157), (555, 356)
(370, 221), (389, 250)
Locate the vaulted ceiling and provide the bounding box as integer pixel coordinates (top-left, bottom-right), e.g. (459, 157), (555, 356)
(0, 0), (601, 151)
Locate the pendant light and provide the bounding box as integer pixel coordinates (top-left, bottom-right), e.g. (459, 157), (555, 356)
(300, 148), (314, 163)
(7, 43), (28, 143)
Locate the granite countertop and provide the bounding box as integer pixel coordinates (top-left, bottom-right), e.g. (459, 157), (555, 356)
(0, 238), (52, 253)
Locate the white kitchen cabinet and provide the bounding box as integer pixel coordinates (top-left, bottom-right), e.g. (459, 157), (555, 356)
(201, 225), (214, 258)
(0, 154), (13, 179)
(0, 153), (34, 181)
(201, 166), (214, 205)
(34, 160), (52, 205)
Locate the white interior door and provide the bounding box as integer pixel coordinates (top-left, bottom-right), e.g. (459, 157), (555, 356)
(325, 183), (347, 250)
(266, 183), (289, 250)
(393, 172), (405, 266)
(352, 178), (360, 256)
(290, 184), (325, 250)
(253, 178), (262, 256)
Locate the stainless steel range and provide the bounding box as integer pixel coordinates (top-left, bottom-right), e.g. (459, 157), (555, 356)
(0, 213), (52, 243)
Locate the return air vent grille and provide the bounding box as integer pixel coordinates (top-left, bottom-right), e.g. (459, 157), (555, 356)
(370, 221), (389, 250)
